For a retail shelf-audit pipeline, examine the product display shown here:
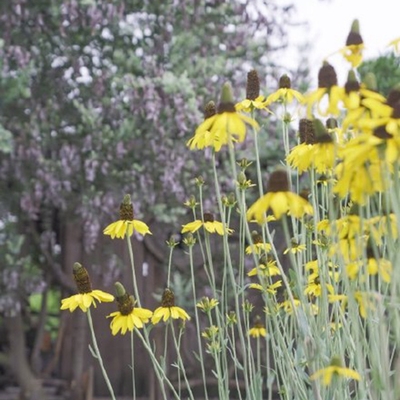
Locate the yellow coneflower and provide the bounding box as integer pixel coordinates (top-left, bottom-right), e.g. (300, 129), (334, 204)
(60, 263), (114, 313)
(107, 282), (152, 336)
(247, 168), (313, 222)
(152, 288), (190, 324)
(103, 194), (151, 239)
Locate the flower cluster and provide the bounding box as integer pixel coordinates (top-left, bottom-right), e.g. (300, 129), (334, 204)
(59, 19), (400, 399)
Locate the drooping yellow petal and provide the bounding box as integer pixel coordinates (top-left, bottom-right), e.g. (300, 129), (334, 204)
(132, 220), (152, 236)
(181, 220), (203, 233)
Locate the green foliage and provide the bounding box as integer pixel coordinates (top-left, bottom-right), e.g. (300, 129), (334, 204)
(0, 125), (13, 153)
(29, 290), (61, 338)
(359, 53), (400, 96)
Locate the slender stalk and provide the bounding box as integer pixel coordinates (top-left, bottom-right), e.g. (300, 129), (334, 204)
(130, 332), (136, 400)
(126, 236), (141, 307)
(86, 309), (117, 400)
(169, 322), (195, 400)
(135, 329), (179, 400)
(188, 246), (209, 400)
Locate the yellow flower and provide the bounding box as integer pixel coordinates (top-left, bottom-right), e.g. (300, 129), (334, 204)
(202, 325), (219, 340)
(340, 44), (364, 68)
(108, 308), (153, 336)
(265, 74), (304, 106)
(248, 319), (267, 338)
(247, 257), (280, 277)
(304, 272), (334, 298)
(236, 69), (269, 113)
(196, 297), (219, 312)
(104, 219), (152, 239)
(107, 282), (152, 335)
(311, 357), (361, 386)
(265, 87), (304, 105)
(245, 231), (271, 254)
(288, 119), (338, 174)
(151, 288), (190, 324)
(283, 239), (306, 255)
(334, 159), (386, 205)
(339, 19), (364, 68)
(357, 89), (400, 136)
(279, 298), (301, 314)
(388, 37), (400, 54)
(152, 306), (190, 324)
(369, 214), (398, 243)
(305, 62), (344, 117)
(61, 290), (114, 313)
(103, 195), (151, 239)
(367, 258), (392, 283)
(249, 280), (282, 295)
(245, 242), (271, 254)
(181, 212), (233, 235)
(247, 169), (313, 222)
(60, 263), (114, 312)
(187, 82), (259, 152)
(354, 291), (376, 318)
(248, 190), (313, 222)
(236, 96), (268, 112)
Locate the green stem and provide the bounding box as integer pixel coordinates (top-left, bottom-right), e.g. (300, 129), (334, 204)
(131, 331), (136, 400)
(126, 236), (141, 307)
(189, 246), (209, 400)
(86, 309), (117, 400)
(169, 321), (195, 400)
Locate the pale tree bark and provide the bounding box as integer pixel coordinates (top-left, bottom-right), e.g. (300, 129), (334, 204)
(5, 312), (48, 400)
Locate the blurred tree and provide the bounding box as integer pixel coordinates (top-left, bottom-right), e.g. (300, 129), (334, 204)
(359, 52), (400, 96)
(0, 1), (301, 398)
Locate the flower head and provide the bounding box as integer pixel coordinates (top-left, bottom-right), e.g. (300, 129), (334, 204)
(306, 62), (344, 116)
(247, 168), (313, 222)
(236, 69), (269, 112)
(339, 19), (364, 68)
(107, 282), (152, 335)
(196, 297), (219, 313)
(248, 316), (267, 338)
(103, 194), (152, 239)
(311, 356), (361, 386)
(181, 212), (233, 235)
(152, 288), (191, 324)
(287, 119), (337, 174)
(187, 82), (259, 151)
(247, 254), (280, 277)
(60, 262), (114, 312)
(245, 231), (271, 254)
(265, 74), (304, 105)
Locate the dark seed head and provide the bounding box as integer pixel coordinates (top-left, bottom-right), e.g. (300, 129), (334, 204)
(246, 69), (260, 100)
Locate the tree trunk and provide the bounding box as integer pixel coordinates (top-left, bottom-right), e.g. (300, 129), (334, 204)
(5, 312), (48, 400)
(60, 220), (87, 400)
(30, 287), (48, 374)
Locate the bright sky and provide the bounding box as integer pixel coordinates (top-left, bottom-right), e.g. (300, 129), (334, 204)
(287, 0), (400, 84)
